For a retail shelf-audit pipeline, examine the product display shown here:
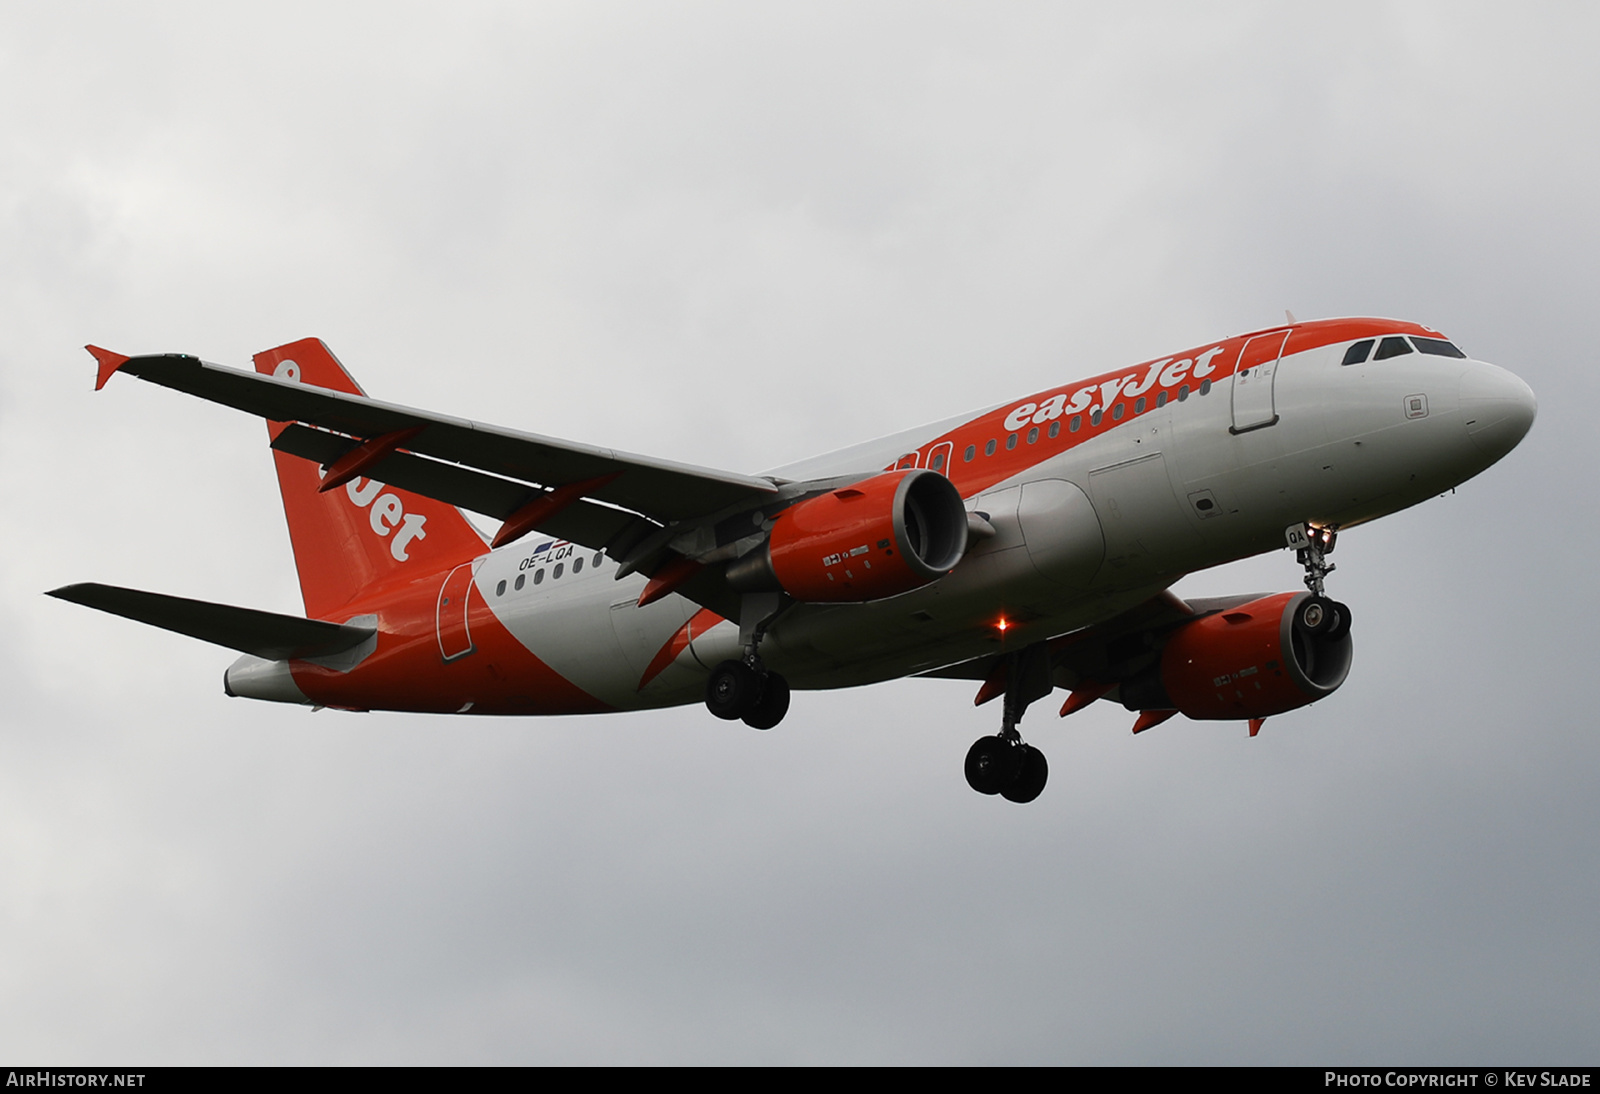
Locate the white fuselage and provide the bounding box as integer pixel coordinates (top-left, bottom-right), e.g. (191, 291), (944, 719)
(468, 336), (1533, 710)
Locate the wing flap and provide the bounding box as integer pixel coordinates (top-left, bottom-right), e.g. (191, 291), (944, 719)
(47, 583), (375, 661)
(270, 424), (650, 552)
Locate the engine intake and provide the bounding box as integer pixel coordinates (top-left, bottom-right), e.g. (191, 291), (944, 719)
(728, 469), (968, 603)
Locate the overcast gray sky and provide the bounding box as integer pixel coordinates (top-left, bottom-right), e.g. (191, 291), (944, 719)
(2, 2), (1596, 1064)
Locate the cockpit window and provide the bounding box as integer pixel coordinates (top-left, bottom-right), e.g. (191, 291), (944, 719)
(1341, 339), (1375, 366)
(1373, 336), (1414, 361)
(1412, 337), (1467, 358)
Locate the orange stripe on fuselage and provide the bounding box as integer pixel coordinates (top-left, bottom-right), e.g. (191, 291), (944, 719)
(904, 318), (1446, 499)
(288, 564), (611, 715)
(638, 607), (726, 692)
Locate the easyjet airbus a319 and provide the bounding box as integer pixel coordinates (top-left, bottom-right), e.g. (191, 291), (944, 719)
(54, 318), (1535, 802)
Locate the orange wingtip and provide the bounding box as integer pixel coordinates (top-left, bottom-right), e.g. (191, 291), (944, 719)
(86, 345), (131, 391)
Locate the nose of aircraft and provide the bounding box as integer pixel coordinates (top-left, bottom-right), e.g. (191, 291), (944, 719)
(1459, 363), (1537, 459)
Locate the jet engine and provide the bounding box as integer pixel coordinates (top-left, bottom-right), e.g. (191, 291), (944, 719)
(1120, 592), (1352, 720)
(727, 469), (969, 602)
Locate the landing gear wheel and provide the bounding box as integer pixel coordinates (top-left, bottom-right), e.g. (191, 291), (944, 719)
(1297, 595), (1335, 635)
(706, 660), (763, 720)
(1326, 600), (1352, 641)
(742, 672), (790, 730)
(964, 735), (1022, 795)
(1001, 745), (1048, 804)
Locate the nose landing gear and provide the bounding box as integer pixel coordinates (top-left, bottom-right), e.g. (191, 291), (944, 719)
(1289, 521), (1352, 640)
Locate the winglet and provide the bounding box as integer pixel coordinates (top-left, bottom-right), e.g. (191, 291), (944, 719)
(86, 345), (130, 391)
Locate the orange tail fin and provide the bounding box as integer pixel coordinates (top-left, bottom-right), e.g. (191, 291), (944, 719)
(252, 338), (487, 620)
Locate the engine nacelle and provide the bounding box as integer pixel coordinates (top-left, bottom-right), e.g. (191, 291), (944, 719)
(1123, 592), (1352, 720)
(729, 469), (969, 603)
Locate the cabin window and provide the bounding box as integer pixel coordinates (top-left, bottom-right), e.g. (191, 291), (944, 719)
(553, 563), (564, 579)
(1048, 420), (1060, 438)
(1069, 415), (1082, 432)
(1090, 409), (1103, 426)
(573, 557), (584, 574)
(1178, 384), (1190, 401)
(496, 580), (507, 597)
(984, 439), (996, 456)
(930, 451), (945, 470)
(533, 569), (545, 585)
(1199, 379), (1212, 395)
(1341, 339), (1375, 365)
(1112, 403), (1125, 420)
(1134, 396), (1146, 414)
(593, 551), (604, 567)
(964, 444), (976, 462)
(1156, 391), (1168, 408)
(1026, 427), (1039, 444)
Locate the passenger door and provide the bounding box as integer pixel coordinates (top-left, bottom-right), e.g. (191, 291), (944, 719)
(1230, 330), (1290, 433)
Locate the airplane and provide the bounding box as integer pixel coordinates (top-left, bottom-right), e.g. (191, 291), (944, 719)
(50, 317), (1536, 803)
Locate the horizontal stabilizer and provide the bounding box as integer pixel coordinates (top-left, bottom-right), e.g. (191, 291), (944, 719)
(47, 583), (375, 661)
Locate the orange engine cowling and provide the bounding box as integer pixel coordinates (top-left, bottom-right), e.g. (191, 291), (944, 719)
(730, 469), (969, 603)
(1125, 592), (1353, 720)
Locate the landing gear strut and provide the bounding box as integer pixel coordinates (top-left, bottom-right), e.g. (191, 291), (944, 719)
(964, 642), (1051, 803)
(704, 592), (792, 730)
(1290, 521), (1352, 640)
(1293, 521), (1338, 597)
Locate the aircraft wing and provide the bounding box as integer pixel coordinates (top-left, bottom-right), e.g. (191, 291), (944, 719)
(47, 583), (375, 661)
(918, 592), (1264, 691)
(95, 351), (781, 532)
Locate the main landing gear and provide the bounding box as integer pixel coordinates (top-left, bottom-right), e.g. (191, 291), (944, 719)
(1291, 521), (1352, 641)
(705, 659), (790, 729)
(964, 641), (1053, 803)
(965, 734), (1048, 803)
(704, 591), (791, 730)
